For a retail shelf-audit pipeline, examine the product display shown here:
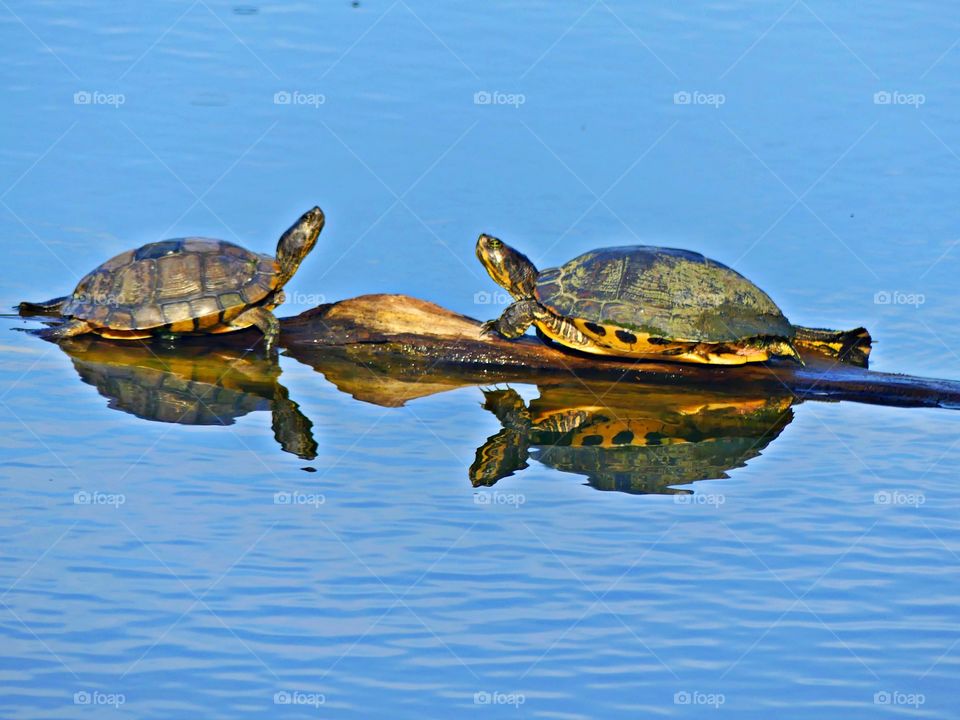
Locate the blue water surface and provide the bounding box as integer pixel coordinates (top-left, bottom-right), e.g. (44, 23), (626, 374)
(2, 1), (960, 717)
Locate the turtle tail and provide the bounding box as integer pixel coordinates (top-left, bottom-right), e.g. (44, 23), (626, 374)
(793, 326), (872, 368)
(17, 296), (69, 317)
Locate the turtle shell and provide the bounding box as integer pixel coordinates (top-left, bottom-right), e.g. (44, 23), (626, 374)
(63, 238), (279, 332)
(535, 246), (793, 343)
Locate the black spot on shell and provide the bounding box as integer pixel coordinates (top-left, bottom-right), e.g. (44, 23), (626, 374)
(135, 240), (183, 261)
(647, 337), (670, 345)
(615, 329), (637, 345)
(584, 321), (606, 336)
(612, 430), (635, 445)
(644, 432), (666, 445)
(581, 434), (604, 446)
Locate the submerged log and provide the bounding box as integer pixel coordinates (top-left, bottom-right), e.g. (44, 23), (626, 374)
(276, 294), (960, 410)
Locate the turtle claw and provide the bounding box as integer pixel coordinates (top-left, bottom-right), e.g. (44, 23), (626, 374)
(479, 320), (500, 338)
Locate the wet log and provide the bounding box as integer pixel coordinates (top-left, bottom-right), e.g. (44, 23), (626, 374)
(277, 294), (960, 410)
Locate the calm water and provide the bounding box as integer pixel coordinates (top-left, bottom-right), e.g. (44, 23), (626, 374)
(2, 1), (960, 717)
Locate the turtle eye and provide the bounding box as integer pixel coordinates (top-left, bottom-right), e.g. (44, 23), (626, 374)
(488, 238), (502, 249)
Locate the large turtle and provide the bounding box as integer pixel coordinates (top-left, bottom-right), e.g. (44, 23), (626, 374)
(18, 207), (325, 355)
(476, 235), (871, 366)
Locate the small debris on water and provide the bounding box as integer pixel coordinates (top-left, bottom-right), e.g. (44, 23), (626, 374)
(302, 466), (317, 472)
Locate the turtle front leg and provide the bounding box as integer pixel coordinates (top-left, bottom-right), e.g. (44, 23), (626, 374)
(232, 306), (280, 355)
(481, 300), (539, 339)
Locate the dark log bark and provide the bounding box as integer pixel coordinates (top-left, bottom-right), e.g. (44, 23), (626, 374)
(276, 294), (960, 410)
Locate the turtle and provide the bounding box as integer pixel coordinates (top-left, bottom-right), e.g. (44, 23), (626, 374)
(470, 385), (795, 495)
(18, 206), (325, 355)
(475, 235), (872, 366)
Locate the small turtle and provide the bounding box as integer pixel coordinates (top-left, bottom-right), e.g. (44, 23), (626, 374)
(476, 235), (871, 366)
(18, 207), (325, 354)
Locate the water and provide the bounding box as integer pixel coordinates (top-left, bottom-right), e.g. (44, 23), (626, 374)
(2, 1), (960, 717)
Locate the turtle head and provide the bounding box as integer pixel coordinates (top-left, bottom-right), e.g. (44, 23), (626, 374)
(476, 234), (538, 299)
(275, 206), (325, 285)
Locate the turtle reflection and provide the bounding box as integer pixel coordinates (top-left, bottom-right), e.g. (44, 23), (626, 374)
(471, 384), (795, 495)
(57, 336), (317, 459)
